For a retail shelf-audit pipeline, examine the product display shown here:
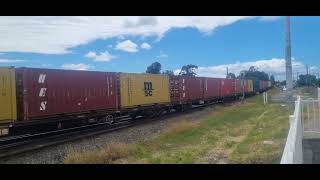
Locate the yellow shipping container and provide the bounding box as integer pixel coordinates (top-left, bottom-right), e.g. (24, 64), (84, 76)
(120, 73), (170, 108)
(247, 80), (253, 93)
(0, 67), (17, 124)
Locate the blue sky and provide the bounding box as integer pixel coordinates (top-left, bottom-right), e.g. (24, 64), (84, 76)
(0, 16), (319, 80)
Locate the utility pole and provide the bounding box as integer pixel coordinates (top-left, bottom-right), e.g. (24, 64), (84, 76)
(226, 67), (229, 78)
(285, 16), (293, 103)
(306, 64), (309, 86)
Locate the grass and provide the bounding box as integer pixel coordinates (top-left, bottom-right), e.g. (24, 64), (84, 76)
(64, 143), (132, 164)
(64, 88), (290, 164)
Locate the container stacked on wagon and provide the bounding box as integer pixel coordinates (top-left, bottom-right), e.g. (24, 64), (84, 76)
(0, 67), (272, 136)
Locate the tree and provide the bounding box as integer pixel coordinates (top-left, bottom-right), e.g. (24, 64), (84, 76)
(237, 66), (269, 81)
(162, 70), (174, 76)
(270, 75), (275, 85)
(226, 73), (236, 79)
(297, 74), (317, 87)
(248, 66), (258, 72)
(179, 64), (198, 76)
(146, 62), (161, 74)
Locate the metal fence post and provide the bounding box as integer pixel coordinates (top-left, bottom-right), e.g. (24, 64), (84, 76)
(266, 92), (268, 104)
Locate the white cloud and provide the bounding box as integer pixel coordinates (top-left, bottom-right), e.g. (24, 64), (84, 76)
(0, 16), (281, 54)
(41, 64), (52, 67)
(0, 58), (25, 63)
(157, 51), (168, 58)
(259, 16), (281, 21)
(310, 66), (318, 71)
(85, 50), (116, 62)
(62, 63), (93, 70)
(174, 58), (307, 81)
(115, 40), (138, 53)
(140, 42), (151, 50)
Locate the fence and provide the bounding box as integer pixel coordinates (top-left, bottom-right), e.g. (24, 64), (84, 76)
(280, 96), (303, 164)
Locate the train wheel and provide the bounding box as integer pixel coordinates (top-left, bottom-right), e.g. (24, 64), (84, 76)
(105, 115), (114, 125)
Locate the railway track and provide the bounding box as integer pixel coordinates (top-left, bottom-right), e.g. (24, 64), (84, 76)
(0, 100), (223, 160)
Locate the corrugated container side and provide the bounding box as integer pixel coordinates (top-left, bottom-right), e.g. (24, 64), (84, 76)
(170, 76), (204, 103)
(16, 68), (118, 121)
(235, 79), (242, 94)
(259, 81), (263, 91)
(244, 80), (253, 93)
(120, 73), (170, 108)
(247, 80), (254, 92)
(220, 79), (235, 97)
(203, 77), (220, 99)
(0, 67), (17, 124)
(252, 80), (259, 93)
(243, 80), (248, 93)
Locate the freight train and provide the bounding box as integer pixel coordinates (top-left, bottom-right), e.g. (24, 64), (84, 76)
(0, 67), (272, 136)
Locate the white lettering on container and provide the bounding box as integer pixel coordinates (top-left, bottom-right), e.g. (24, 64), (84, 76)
(40, 101), (47, 111)
(39, 88), (47, 97)
(38, 74), (46, 84)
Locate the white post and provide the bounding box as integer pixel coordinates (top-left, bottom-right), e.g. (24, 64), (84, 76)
(318, 88), (320, 101)
(263, 92), (266, 105)
(266, 92), (268, 104)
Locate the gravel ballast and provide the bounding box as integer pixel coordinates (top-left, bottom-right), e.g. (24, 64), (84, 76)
(0, 106), (216, 164)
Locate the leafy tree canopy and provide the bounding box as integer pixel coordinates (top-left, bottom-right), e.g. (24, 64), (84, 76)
(146, 62), (161, 74)
(179, 64), (198, 76)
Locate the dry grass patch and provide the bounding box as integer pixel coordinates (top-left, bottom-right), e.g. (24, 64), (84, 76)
(64, 143), (132, 164)
(163, 120), (200, 136)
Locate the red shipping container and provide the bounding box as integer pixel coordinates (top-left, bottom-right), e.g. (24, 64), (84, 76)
(170, 76), (204, 103)
(235, 79), (242, 94)
(220, 79), (235, 97)
(16, 68), (118, 121)
(203, 77), (221, 99)
(244, 80), (249, 93)
(259, 80), (268, 91)
(259, 81), (263, 91)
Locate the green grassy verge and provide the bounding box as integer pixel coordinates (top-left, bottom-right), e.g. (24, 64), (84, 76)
(64, 89), (289, 164)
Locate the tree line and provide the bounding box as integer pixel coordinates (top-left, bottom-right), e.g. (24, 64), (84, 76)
(145, 61), (274, 82)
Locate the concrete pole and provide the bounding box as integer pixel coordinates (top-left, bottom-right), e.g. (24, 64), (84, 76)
(285, 16), (293, 91)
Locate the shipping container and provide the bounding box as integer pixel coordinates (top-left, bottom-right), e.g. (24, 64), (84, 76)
(253, 79), (260, 93)
(170, 76), (204, 103)
(16, 68), (118, 121)
(220, 79), (235, 97)
(0, 67), (17, 124)
(259, 80), (268, 91)
(246, 80), (254, 93)
(235, 79), (242, 95)
(120, 73), (170, 108)
(259, 81), (263, 91)
(203, 77), (221, 99)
